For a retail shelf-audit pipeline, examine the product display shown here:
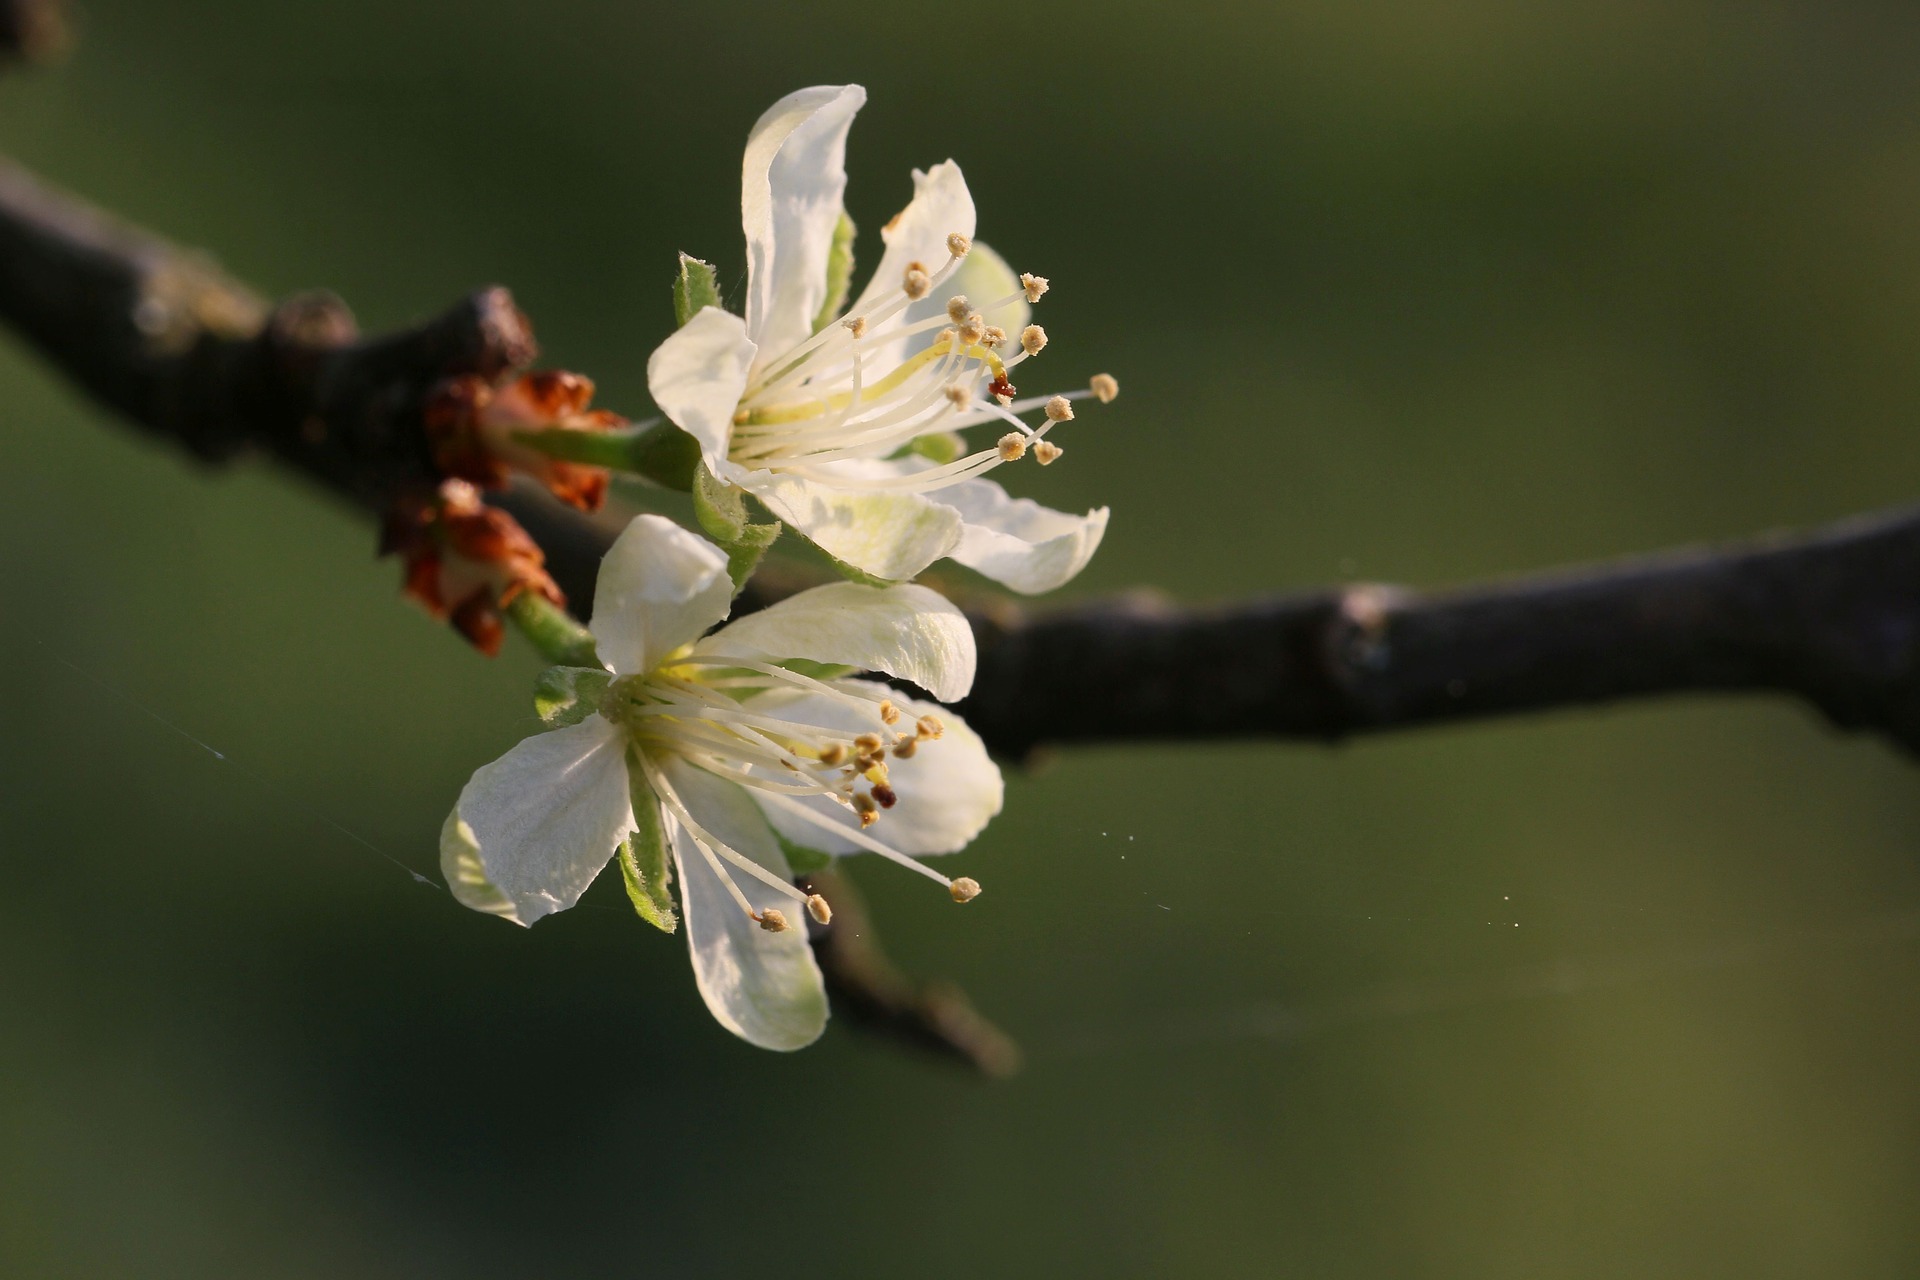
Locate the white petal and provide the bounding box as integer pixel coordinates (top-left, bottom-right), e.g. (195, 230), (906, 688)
(646, 305), (757, 472)
(590, 514), (735, 676)
(741, 84), (866, 361)
(942, 478), (1110, 594)
(741, 466), (963, 585)
(843, 161), (976, 323)
(661, 756), (828, 1051)
(444, 717), (635, 926)
(747, 682), (1003, 857)
(694, 580), (976, 703)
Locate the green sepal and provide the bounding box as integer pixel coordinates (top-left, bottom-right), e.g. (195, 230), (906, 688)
(532, 665), (610, 728)
(811, 213), (857, 334)
(505, 593), (600, 668)
(691, 462), (782, 593)
(775, 830), (835, 878)
(619, 758), (678, 933)
(904, 430), (965, 465)
(509, 421), (700, 491)
(673, 253), (722, 328)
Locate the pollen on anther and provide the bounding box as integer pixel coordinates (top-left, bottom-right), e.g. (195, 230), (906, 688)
(916, 713), (946, 739)
(949, 877), (982, 903)
(878, 699), (900, 725)
(892, 736), (918, 758)
(1020, 325), (1048, 356)
(1021, 273), (1050, 303)
(1045, 395), (1075, 423)
(853, 732), (883, 754)
(818, 743), (848, 767)
(843, 316), (869, 339)
(903, 267), (932, 300)
(947, 231), (972, 258)
(806, 894), (833, 925)
(997, 432), (1028, 461)
(983, 325), (1007, 348)
(946, 295), (971, 324)
(958, 313), (987, 346)
(1090, 372), (1120, 403)
(946, 382), (971, 408)
(756, 909), (790, 933)
(1034, 440), (1064, 466)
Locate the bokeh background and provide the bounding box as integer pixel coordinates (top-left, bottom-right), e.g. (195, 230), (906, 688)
(4, 1), (1920, 1275)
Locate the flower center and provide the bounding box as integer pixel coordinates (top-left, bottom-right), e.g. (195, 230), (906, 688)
(726, 238), (1114, 489)
(598, 657), (976, 926)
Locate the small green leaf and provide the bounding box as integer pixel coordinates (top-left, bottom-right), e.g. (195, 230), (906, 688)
(905, 430), (965, 465)
(692, 462), (781, 593)
(619, 769), (678, 933)
(505, 593), (600, 667)
(673, 253), (721, 328)
(532, 666), (610, 728)
(811, 213), (857, 333)
(775, 830), (835, 877)
(510, 421), (700, 491)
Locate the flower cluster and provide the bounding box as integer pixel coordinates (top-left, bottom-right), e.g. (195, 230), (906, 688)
(438, 85), (1116, 1050)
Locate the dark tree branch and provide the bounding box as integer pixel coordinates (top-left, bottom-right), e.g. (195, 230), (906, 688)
(0, 0), (64, 64)
(4, 149), (1920, 1072)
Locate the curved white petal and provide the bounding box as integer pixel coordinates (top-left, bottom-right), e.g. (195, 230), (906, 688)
(590, 515), (735, 676)
(660, 756), (827, 1051)
(742, 84), (866, 361)
(843, 161), (976, 323)
(942, 478), (1110, 594)
(443, 717), (635, 926)
(646, 305), (756, 472)
(741, 467), (964, 585)
(694, 580), (976, 703)
(747, 682), (1002, 858)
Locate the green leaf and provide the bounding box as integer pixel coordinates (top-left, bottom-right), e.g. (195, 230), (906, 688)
(532, 666), (611, 728)
(510, 421), (700, 491)
(505, 593), (600, 667)
(673, 253), (721, 328)
(904, 430), (965, 465)
(619, 767), (678, 933)
(775, 830), (834, 877)
(811, 213), (857, 333)
(691, 462), (782, 593)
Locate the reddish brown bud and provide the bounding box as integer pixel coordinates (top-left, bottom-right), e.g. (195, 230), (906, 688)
(383, 480), (564, 655)
(422, 369), (625, 513)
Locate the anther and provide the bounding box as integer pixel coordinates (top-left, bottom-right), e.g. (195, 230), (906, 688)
(756, 909), (790, 933)
(916, 714), (946, 739)
(806, 893), (832, 925)
(949, 877), (982, 903)
(903, 267), (932, 300)
(853, 732), (883, 754)
(947, 231), (972, 258)
(1045, 395), (1075, 423)
(878, 699), (900, 725)
(1090, 372), (1119, 403)
(1021, 273), (1050, 303)
(892, 736), (918, 758)
(818, 743), (848, 767)
(997, 432), (1028, 461)
(843, 316), (869, 339)
(946, 295), (971, 324)
(946, 382), (971, 408)
(958, 312), (987, 346)
(983, 325), (1007, 348)
(1033, 441), (1064, 466)
(873, 784), (899, 808)
(1020, 324), (1048, 356)
(852, 791), (879, 819)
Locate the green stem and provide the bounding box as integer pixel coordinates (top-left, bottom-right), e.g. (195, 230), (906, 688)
(506, 593), (600, 667)
(510, 421), (701, 490)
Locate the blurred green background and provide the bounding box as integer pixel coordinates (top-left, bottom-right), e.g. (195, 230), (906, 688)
(4, 1), (1920, 1275)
